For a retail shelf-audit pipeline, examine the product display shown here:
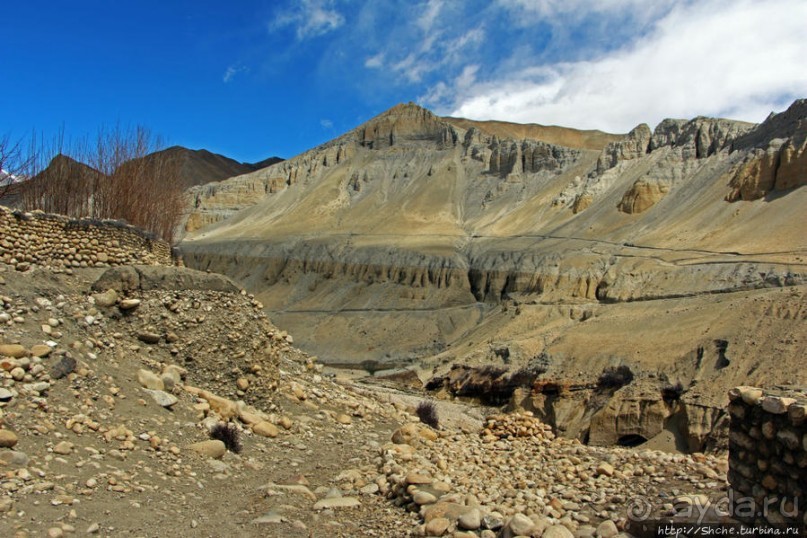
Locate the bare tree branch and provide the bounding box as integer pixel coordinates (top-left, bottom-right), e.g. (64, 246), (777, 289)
(16, 125), (185, 243)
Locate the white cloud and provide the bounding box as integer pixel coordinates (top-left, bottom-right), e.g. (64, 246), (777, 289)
(271, 0), (345, 40)
(497, 0), (678, 20)
(393, 53), (430, 83)
(433, 0), (807, 131)
(455, 64), (479, 91)
(387, 16), (485, 83)
(421, 64), (479, 107)
(417, 0), (444, 32)
(443, 28), (485, 63)
(222, 65), (247, 83)
(364, 53), (384, 69)
(320, 118), (334, 129)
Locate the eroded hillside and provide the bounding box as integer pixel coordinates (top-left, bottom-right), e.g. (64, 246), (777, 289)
(180, 101), (807, 449)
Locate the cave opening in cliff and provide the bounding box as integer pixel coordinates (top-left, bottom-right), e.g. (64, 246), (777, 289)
(617, 434), (648, 447)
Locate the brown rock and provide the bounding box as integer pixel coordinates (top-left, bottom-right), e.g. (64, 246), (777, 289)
(543, 525), (575, 538)
(137, 331), (161, 345)
(413, 490), (438, 505)
(596, 462), (615, 477)
(0, 429), (18, 448)
(458, 508), (481, 530)
(405, 472), (433, 485)
(92, 289), (118, 308)
(30, 344), (52, 358)
(572, 193), (593, 214)
(188, 439), (226, 459)
(239, 410), (264, 425)
(52, 441), (74, 455)
(137, 369), (164, 391)
(118, 298), (141, 310)
(618, 179), (670, 214)
(278, 416), (293, 430)
(0, 344), (27, 359)
(312, 497), (360, 510)
(507, 513), (535, 536)
(392, 422), (438, 445)
(788, 403), (806, 423)
(252, 421), (279, 438)
(762, 396), (796, 414)
(425, 517), (451, 536)
(199, 390), (239, 420)
(596, 520), (619, 538)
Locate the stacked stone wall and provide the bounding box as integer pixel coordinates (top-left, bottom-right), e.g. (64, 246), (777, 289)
(0, 206), (172, 270)
(728, 386), (807, 531)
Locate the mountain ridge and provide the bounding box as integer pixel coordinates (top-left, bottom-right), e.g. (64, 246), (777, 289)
(121, 145), (284, 189)
(179, 99), (807, 450)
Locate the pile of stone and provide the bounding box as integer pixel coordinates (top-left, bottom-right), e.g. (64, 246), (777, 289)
(0, 263), (408, 536)
(480, 412), (555, 443)
(0, 206), (171, 271)
(727, 386), (806, 530)
(375, 410), (729, 537)
(0, 294), (82, 420)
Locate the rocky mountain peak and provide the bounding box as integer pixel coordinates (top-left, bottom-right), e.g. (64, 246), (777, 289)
(649, 116), (753, 158)
(732, 98), (807, 151)
(725, 99), (807, 201)
(355, 102), (459, 149)
(37, 153), (100, 181)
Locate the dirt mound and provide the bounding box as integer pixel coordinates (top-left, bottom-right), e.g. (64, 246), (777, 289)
(0, 263), (425, 536)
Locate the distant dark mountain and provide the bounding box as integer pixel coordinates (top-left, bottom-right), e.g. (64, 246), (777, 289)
(14, 154), (104, 214)
(248, 156), (284, 170)
(29, 154), (101, 188)
(6, 147), (282, 211)
(128, 146), (284, 189)
(32, 147), (284, 191)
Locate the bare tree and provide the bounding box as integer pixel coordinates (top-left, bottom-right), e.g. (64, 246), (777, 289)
(17, 125), (185, 243)
(0, 134), (31, 204)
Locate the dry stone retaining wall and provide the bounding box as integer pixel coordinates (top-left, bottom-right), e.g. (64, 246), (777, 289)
(0, 206), (172, 270)
(727, 386), (807, 531)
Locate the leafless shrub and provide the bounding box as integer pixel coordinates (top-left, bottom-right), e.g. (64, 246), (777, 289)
(597, 365), (634, 389)
(416, 401), (439, 429)
(0, 134), (32, 203)
(17, 125), (184, 243)
(209, 422), (242, 454)
(662, 382), (685, 402)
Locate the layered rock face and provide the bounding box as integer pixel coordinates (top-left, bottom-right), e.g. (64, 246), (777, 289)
(181, 101), (807, 450)
(726, 99), (807, 201)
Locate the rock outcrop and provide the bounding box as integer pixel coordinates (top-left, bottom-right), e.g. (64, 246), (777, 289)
(649, 117), (751, 158)
(488, 139), (583, 178)
(726, 133), (807, 201)
(359, 102), (459, 149)
(595, 124), (651, 174)
(617, 178), (670, 214)
(725, 99), (807, 201)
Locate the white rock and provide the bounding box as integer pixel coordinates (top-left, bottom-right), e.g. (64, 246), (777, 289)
(143, 389), (178, 408)
(312, 497), (360, 510)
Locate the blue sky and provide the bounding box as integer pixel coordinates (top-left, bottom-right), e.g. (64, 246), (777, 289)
(3, 0), (806, 163)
